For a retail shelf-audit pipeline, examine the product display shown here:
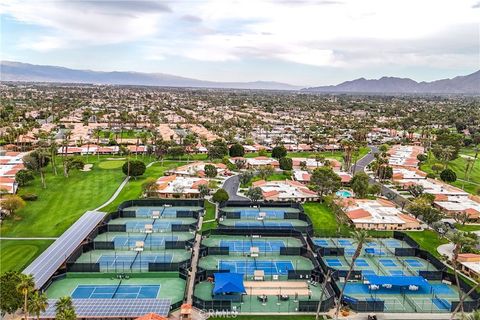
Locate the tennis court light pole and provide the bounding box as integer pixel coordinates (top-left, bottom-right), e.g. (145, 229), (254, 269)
(316, 269), (332, 320)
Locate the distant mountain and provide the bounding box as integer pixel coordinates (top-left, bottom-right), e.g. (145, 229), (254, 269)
(303, 71), (480, 94)
(0, 61), (301, 91)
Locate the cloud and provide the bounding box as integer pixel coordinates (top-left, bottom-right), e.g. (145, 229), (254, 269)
(2, 0), (478, 72)
(472, 1), (480, 8)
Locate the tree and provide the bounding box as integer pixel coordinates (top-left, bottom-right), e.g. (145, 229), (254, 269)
(351, 172), (370, 198)
(453, 212), (470, 225)
(15, 170), (35, 187)
(212, 188), (229, 204)
(229, 143), (245, 157)
(368, 184), (381, 196)
(167, 145), (185, 160)
(2, 195), (26, 217)
(257, 165), (274, 180)
(431, 163), (444, 175)
(440, 168), (457, 182)
(0, 271), (23, 316)
(63, 157), (85, 177)
(17, 274), (35, 320)
(23, 150), (50, 189)
(448, 232), (477, 318)
(234, 158), (246, 170)
(208, 139), (228, 160)
(204, 164), (218, 178)
(141, 177), (158, 197)
(334, 230), (370, 319)
(246, 187), (263, 202)
(239, 171), (254, 186)
(55, 297), (76, 320)
(279, 157), (293, 170)
(408, 184), (424, 197)
(271, 145), (287, 159)
(310, 167), (341, 198)
(122, 160), (146, 178)
(417, 153), (428, 162)
(29, 291), (48, 320)
(407, 197), (443, 224)
(198, 184), (210, 199)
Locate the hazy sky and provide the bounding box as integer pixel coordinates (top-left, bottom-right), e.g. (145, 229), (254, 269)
(1, 0), (479, 86)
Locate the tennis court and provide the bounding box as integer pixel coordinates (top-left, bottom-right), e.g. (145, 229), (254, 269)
(113, 235), (178, 248)
(240, 209), (285, 219)
(234, 221), (293, 228)
(219, 260), (294, 275)
(126, 206), (202, 218)
(72, 284), (160, 299)
(325, 258), (344, 267)
(220, 239), (285, 252)
(97, 253), (173, 269)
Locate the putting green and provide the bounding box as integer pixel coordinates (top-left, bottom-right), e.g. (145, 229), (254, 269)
(98, 160), (124, 169)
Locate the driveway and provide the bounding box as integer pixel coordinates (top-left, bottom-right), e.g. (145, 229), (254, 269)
(222, 175), (249, 201)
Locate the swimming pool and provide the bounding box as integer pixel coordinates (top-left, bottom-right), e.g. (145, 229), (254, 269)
(336, 190), (353, 198)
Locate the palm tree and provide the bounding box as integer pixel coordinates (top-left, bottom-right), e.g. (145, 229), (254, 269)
(55, 296), (76, 320)
(448, 232), (476, 319)
(17, 274), (35, 320)
(29, 291), (49, 320)
(334, 230), (370, 320)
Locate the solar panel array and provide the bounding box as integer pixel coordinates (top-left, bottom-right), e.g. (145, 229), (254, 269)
(41, 299), (171, 318)
(23, 211), (106, 288)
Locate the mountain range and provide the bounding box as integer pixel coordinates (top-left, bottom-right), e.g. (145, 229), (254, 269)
(1, 61), (479, 94)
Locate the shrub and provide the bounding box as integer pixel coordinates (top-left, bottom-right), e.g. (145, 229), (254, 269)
(279, 157), (293, 170)
(229, 143), (245, 157)
(20, 193), (38, 201)
(122, 160), (146, 177)
(417, 154), (428, 162)
(440, 168), (457, 182)
(271, 146), (287, 159)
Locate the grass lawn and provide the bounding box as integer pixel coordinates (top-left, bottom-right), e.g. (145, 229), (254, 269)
(242, 171), (292, 188)
(454, 224), (480, 232)
(2, 156), (127, 237)
(0, 240), (54, 273)
(405, 230), (449, 258)
(419, 150), (480, 195)
(201, 200), (217, 232)
(101, 160), (182, 212)
(303, 202), (351, 237)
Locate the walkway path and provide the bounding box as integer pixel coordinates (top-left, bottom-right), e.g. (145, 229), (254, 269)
(185, 214), (204, 304)
(93, 160), (157, 212)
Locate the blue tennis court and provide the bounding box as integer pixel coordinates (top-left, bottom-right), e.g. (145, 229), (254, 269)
(325, 258), (343, 267)
(113, 235), (178, 247)
(379, 259), (397, 267)
(219, 260), (294, 275)
(234, 221), (293, 228)
(365, 248), (387, 256)
(345, 248), (355, 256)
(220, 240), (285, 252)
(431, 283), (454, 295)
(383, 239), (403, 247)
(125, 220), (181, 231)
(355, 259), (369, 267)
(405, 259), (424, 268)
(72, 284), (160, 299)
(338, 239), (352, 246)
(313, 239), (330, 247)
(432, 297), (451, 310)
(97, 254), (173, 269)
(241, 209), (284, 219)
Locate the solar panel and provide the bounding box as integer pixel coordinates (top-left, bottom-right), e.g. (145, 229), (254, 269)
(23, 211), (105, 289)
(41, 299), (171, 318)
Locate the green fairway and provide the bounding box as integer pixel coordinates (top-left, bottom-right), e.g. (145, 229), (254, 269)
(420, 149), (480, 195)
(101, 160), (181, 212)
(0, 240), (54, 273)
(1, 156), (126, 237)
(405, 230), (449, 258)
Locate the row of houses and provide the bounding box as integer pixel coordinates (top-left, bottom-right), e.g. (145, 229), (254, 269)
(0, 150), (27, 194)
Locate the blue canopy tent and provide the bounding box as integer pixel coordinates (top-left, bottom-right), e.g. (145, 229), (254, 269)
(364, 275), (430, 288)
(213, 273), (246, 301)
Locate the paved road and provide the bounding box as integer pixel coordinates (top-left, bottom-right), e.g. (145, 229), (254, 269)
(222, 175), (249, 201)
(351, 145), (378, 173)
